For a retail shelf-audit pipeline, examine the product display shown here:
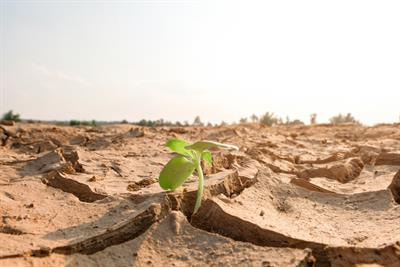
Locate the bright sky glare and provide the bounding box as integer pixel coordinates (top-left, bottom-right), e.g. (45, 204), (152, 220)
(1, 0), (399, 125)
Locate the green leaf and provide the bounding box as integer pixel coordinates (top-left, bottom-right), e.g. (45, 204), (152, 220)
(202, 150), (212, 165)
(165, 139), (191, 156)
(185, 140), (239, 152)
(159, 156), (195, 190)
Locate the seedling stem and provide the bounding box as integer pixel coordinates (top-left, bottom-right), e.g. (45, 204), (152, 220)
(194, 155), (204, 214)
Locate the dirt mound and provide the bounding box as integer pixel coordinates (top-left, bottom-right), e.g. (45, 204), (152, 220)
(1, 123), (400, 266)
(42, 171), (107, 202)
(192, 170), (400, 266)
(297, 157), (364, 183)
(0, 212), (314, 266)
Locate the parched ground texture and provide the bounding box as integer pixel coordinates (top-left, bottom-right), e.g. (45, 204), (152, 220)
(1, 122), (400, 267)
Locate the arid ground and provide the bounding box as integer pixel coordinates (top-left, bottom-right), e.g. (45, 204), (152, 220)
(1, 123), (400, 266)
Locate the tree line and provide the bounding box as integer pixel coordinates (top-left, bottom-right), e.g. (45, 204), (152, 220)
(0, 109), (388, 127)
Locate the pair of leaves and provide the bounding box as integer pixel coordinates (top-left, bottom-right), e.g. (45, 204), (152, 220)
(159, 139), (238, 191)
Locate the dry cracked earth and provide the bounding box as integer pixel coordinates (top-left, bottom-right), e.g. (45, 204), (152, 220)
(1, 122), (400, 267)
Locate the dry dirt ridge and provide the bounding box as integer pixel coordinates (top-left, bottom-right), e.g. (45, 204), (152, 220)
(1, 123), (400, 267)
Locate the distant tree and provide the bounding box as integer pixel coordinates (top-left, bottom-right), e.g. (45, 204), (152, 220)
(193, 116), (203, 126)
(310, 113), (317, 125)
(137, 119), (147, 126)
(207, 122), (213, 127)
(163, 120), (173, 126)
(220, 121), (227, 126)
(329, 113), (359, 125)
(260, 112), (279, 126)
(135, 118), (186, 127)
(156, 118), (164, 125)
(121, 119), (128, 124)
(145, 120), (156, 127)
(239, 117), (248, 124)
(69, 120), (97, 126)
(250, 114), (259, 122)
(287, 119), (304, 125)
(70, 120), (81, 126)
(2, 110), (21, 122)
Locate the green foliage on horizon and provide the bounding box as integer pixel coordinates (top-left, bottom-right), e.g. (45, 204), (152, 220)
(329, 113), (360, 125)
(260, 112), (279, 126)
(135, 116), (201, 127)
(2, 110), (21, 122)
(69, 119), (97, 126)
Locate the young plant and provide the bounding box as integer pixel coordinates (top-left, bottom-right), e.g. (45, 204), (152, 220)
(159, 139), (238, 214)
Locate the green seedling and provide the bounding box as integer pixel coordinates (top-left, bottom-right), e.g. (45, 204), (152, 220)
(159, 139), (238, 214)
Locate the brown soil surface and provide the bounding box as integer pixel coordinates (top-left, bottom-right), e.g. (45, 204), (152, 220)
(1, 123), (400, 266)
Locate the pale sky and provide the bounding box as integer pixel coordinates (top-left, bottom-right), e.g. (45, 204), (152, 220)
(1, 0), (399, 125)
